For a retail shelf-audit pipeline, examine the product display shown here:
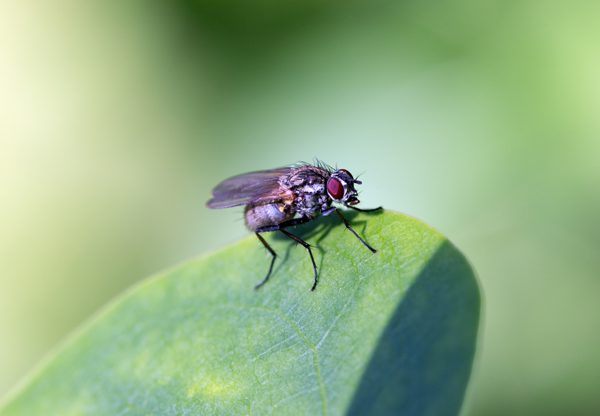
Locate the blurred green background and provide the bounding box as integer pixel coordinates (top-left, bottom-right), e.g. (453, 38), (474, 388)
(1, 1), (599, 414)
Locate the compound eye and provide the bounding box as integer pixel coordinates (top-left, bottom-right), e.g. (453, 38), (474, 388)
(338, 168), (353, 179)
(326, 177), (345, 200)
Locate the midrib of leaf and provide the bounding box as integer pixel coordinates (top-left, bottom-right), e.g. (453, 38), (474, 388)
(230, 303), (329, 415)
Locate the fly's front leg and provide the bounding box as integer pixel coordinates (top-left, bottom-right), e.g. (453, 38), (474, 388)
(335, 209), (377, 253)
(347, 205), (383, 213)
(321, 206), (337, 216)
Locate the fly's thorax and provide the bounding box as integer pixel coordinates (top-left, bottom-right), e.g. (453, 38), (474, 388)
(273, 165), (332, 217)
(244, 203), (294, 231)
(293, 182), (330, 217)
(280, 165), (329, 188)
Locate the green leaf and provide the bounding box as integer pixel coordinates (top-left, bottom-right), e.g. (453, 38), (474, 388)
(0, 210), (480, 415)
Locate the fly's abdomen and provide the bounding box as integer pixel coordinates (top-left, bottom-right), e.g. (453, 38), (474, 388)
(245, 203), (293, 231)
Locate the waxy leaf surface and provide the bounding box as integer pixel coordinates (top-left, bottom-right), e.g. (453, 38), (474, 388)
(0, 211), (480, 416)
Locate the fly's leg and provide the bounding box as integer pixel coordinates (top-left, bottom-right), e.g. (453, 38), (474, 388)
(279, 228), (319, 291)
(254, 216), (316, 290)
(278, 217), (314, 228)
(347, 205), (383, 213)
(335, 209), (378, 253)
(254, 232), (277, 290)
(255, 217), (314, 233)
(321, 206), (337, 216)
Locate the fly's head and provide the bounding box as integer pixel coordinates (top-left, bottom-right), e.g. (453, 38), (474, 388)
(326, 168), (362, 206)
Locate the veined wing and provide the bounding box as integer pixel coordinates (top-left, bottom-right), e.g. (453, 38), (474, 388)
(206, 167), (292, 209)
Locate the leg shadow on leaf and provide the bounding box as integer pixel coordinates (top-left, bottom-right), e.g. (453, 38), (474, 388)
(269, 209), (379, 287)
(268, 214), (338, 282)
(347, 241), (481, 416)
(270, 208), (377, 251)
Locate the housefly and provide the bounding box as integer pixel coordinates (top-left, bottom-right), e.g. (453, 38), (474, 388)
(206, 161), (382, 291)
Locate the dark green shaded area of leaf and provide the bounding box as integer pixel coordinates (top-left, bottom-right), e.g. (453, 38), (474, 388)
(347, 242), (479, 416)
(0, 211), (480, 416)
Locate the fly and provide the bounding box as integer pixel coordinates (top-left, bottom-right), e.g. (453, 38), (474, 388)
(206, 161), (382, 291)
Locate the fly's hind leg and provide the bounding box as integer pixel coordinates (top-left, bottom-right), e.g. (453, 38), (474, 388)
(254, 232), (277, 290)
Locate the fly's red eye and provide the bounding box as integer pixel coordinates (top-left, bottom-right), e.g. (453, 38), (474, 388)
(327, 177), (344, 200)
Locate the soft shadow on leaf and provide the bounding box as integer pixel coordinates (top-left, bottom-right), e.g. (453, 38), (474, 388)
(269, 208), (374, 285)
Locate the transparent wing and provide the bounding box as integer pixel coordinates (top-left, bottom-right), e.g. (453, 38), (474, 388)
(206, 167), (292, 209)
